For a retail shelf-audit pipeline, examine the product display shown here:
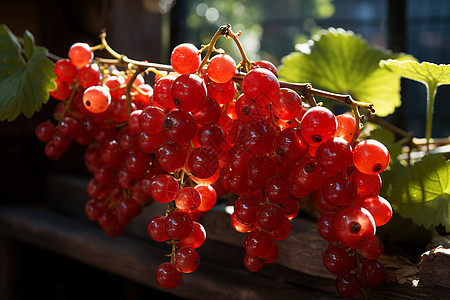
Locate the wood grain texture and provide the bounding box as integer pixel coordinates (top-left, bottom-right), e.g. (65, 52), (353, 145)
(0, 205), (338, 300)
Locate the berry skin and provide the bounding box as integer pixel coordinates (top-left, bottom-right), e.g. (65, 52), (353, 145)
(355, 195), (392, 227)
(171, 74), (207, 112)
(153, 75), (176, 109)
(156, 141), (187, 173)
(77, 64), (101, 89)
(257, 204), (285, 231)
(300, 106), (337, 146)
(148, 215), (170, 242)
(334, 206), (376, 249)
(68, 42), (93, 68)
(315, 137), (353, 174)
(187, 147), (219, 179)
(207, 53), (236, 83)
(35, 121), (56, 143)
(163, 109), (198, 144)
(271, 88), (303, 120)
(155, 262), (182, 289)
(174, 246), (200, 273)
(334, 113), (359, 143)
(254, 60), (278, 77)
(323, 243), (355, 275)
(244, 229), (275, 259)
(234, 196), (261, 225)
(350, 169), (382, 197)
(150, 174), (179, 204)
(207, 80), (237, 105)
(239, 120), (276, 156)
(170, 43), (201, 75)
(317, 212), (339, 242)
(82, 86), (111, 113)
(335, 273), (363, 298)
(242, 68), (280, 105)
(359, 235), (383, 260)
(353, 139), (390, 175)
(165, 210), (193, 240)
(50, 78), (72, 100)
(321, 174), (357, 208)
(139, 106), (166, 135)
(174, 187), (202, 212)
(180, 221), (206, 248)
(361, 259), (386, 287)
(195, 185), (217, 212)
(54, 59), (77, 83)
(244, 254), (264, 272)
(293, 157), (329, 193)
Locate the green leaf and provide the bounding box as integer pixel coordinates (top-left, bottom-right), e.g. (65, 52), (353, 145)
(0, 24), (56, 122)
(379, 60), (450, 87)
(278, 28), (414, 117)
(23, 30), (35, 61)
(390, 154), (450, 231)
(379, 60), (450, 142)
(377, 214), (432, 247)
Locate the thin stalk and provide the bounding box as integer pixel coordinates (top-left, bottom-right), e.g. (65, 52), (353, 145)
(124, 68), (142, 115)
(196, 24), (231, 74)
(98, 32), (174, 72)
(54, 82), (79, 121)
(370, 114), (412, 138)
(227, 29), (252, 72)
(425, 81), (438, 151)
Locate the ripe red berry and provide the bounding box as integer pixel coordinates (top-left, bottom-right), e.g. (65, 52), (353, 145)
(82, 86), (111, 113)
(207, 53), (236, 83)
(68, 42), (93, 68)
(170, 43), (201, 75)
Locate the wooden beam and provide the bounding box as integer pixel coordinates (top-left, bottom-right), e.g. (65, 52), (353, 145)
(0, 205), (338, 300)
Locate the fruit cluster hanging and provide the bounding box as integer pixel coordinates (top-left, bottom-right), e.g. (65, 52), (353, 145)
(35, 24), (392, 298)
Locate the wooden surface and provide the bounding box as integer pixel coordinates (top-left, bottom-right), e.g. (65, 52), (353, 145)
(1, 174), (449, 299)
(0, 205), (339, 300)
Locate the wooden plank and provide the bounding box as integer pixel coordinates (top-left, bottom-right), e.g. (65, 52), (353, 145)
(201, 208), (334, 279)
(0, 236), (20, 300)
(0, 205), (339, 300)
(41, 175), (450, 298)
(45, 174), (332, 279)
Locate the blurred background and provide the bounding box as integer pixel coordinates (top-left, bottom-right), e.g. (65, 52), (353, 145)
(0, 0), (449, 299)
(2, 0), (449, 141)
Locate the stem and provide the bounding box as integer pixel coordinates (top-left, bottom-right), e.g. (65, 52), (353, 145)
(96, 57), (174, 73)
(167, 239), (177, 264)
(98, 32), (174, 72)
(425, 81), (438, 151)
(124, 67), (142, 116)
(227, 29), (252, 72)
(179, 168), (186, 189)
(97, 31), (375, 118)
(302, 89), (318, 107)
(350, 105), (363, 145)
(369, 114), (412, 139)
(269, 104), (281, 132)
(196, 24), (231, 74)
(97, 27), (376, 142)
(54, 83), (79, 121)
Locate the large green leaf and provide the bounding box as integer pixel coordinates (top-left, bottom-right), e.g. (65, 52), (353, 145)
(390, 154), (450, 231)
(380, 60), (450, 142)
(0, 24), (56, 122)
(380, 60), (450, 86)
(278, 28), (414, 116)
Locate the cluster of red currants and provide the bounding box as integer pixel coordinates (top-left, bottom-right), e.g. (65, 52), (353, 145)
(35, 42), (161, 236)
(35, 38), (392, 296)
